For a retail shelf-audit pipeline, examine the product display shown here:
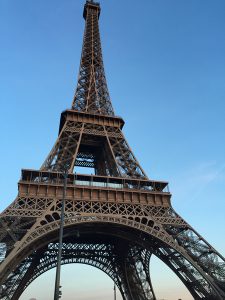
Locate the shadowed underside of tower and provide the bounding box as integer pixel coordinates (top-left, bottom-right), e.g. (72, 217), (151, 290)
(0, 1), (225, 299)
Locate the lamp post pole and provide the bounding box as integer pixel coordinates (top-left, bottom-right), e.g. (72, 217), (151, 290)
(114, 283), (116, 300)
(54, 169), (67, 300)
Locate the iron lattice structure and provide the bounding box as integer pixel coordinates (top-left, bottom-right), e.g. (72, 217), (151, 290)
(0, 1), (225, 299)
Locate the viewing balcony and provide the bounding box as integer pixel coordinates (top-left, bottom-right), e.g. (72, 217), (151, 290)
(20, 169), (169, 193)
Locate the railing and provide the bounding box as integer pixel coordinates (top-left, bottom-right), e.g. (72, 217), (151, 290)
(74, 180), (124, 189)
(20, 169), (170, 193)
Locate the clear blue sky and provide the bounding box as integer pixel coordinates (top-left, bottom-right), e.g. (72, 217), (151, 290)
(1, 0), (225, 299)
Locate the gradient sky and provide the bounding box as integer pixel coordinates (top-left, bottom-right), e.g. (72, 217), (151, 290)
(1, 0), (225, 299)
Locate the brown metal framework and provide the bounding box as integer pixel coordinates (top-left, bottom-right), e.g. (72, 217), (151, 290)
(0, 1), (225, 299)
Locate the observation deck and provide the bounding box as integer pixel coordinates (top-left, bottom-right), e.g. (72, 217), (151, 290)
(18, 169), (171, 208)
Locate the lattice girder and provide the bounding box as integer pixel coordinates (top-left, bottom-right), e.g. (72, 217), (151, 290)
(1, 232), (156, 300)
(164, 225), (225, 291)
(1, 171), (224, 300)
(72, 1), (114, 115)
(41, 112), (147, 178)
(1, 197), (225, 299)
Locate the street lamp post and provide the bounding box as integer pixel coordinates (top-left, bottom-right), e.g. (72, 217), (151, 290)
(54, 170), (67, 300)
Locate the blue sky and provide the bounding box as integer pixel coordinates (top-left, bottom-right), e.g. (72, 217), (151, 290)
(1, 0), (225, 299)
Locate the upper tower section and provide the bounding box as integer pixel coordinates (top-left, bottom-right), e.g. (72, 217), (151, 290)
(83, 0), (101, 20)
(72, 1), (115, 116)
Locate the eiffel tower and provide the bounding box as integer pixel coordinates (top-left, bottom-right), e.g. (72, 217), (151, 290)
(1, 1), (225, 299)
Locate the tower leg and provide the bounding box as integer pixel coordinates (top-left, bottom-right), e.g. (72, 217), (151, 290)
(114, 243), (155, 300)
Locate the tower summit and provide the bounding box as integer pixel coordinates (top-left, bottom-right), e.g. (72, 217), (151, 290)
(73, 0), (112, 115)
(83, 1), (101, 19)
(0, 1), (225, 300)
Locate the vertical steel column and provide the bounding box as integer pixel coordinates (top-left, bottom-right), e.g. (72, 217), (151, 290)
(54, 170), (67, 300)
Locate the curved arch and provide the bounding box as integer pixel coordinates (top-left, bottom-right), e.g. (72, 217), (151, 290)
(8, 230), (156, 300)
(18, 215), (225, 291)
(0, 215), (178, 284)
(19, 249), (127, 300)
(0, 216), (224, 300)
